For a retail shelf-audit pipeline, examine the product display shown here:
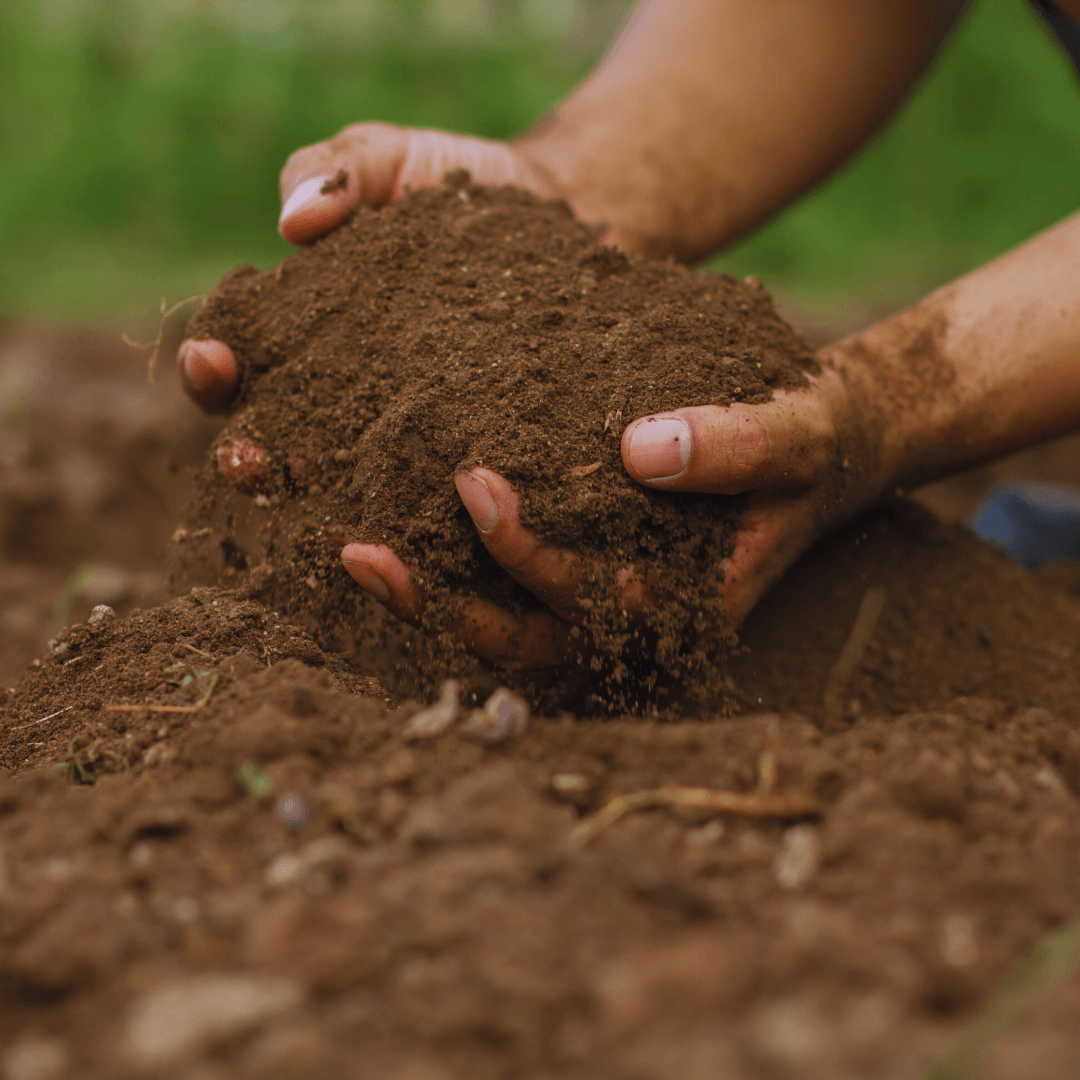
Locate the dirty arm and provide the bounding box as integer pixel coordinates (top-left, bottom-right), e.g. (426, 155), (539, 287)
(832, 208), (1080, 499)
(516, 0), (968, 260)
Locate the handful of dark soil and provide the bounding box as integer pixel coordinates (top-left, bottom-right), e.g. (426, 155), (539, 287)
(180, 173), (815, 707)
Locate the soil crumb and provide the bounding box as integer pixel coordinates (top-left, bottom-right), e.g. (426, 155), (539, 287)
(180, 173), (815, 708)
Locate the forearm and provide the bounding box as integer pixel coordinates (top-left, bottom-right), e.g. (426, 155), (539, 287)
(829, 210), (1080, 494)
(516, 0), (966, 261)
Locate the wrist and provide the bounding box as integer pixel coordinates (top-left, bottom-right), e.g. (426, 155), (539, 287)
(814, 343), (903, 511)
(819, 297), (971, 501)
(510, 126), (644, 254)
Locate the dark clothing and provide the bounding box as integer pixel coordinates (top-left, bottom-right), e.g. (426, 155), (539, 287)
(970, 482), (1080, 570)
(1033, 1), (1080, 73)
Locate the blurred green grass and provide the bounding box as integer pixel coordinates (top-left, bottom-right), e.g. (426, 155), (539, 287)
(1, 0), (1078, 326)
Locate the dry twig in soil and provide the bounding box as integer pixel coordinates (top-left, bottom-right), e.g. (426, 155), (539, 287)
(568, 784), (819, 849)
(821, 585), (886, 729)
(123, 295), (203, 383)
(104, 674), (219, 715)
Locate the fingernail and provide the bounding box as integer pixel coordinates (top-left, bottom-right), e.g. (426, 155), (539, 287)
(178, 342), (214, 392)
(455, 471), (499, 533)
(279, 175), (340, 226)
(341, 560), (391, 603)
(627, 417), (691, 480)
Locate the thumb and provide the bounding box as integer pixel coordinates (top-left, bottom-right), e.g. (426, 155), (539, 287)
(621, 396), (835, 495)
(278, 123), (409, 244)
(278, 124), (547, 245)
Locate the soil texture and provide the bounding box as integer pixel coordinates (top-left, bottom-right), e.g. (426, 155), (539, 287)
(181, 175), (816, 706)
(2, 275), (1080, 1076)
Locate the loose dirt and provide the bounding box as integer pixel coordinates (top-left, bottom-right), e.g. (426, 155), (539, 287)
(179, 175), (815, 709)
(2, 188), (1080, 1079)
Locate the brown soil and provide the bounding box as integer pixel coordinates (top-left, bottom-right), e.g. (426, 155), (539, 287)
(2, 258), (1080, 1075)
(0, 321), (221, 689)
(180, 175), (815, 707)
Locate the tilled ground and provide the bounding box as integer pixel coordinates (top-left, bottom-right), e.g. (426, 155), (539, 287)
(2, 322), (1080, 1080)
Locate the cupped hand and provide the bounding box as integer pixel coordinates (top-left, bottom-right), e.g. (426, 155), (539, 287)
(341, 362), (881, 665)
(341, 468), (646, 667)
(177, 123), (560, 413)
(175, 122), (883, 666)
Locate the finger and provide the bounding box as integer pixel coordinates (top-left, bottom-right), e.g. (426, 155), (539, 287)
(716, 497), (821, 630)
(340, 543), (421, 623)
(278, 168), (363, 246)
(279, 123), (550, 245)
(177, 339), (239, 414)
(340, 542), (568, 666)
(279, 123), (414, 244)
(454, 468), (646, 620)
(455, 599), (570, 668)
(620, 393), (835, 495)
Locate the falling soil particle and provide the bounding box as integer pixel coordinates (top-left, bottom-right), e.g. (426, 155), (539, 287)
(180, 174), (816, 709)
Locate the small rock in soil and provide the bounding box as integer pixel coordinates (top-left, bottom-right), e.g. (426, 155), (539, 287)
(124, 973), (304, 1067)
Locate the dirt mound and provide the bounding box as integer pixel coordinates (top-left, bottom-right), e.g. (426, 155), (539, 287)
(3, 568), (1080, 1078)
(2, 233), (1080, 1077)
(1, 587), (383, 780)
(180, 175), (815, 706)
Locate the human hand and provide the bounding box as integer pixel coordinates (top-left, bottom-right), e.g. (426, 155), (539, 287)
(340, 361), (884, 666)
(177, 122), (561, 412)
(175, 126), (886, 668)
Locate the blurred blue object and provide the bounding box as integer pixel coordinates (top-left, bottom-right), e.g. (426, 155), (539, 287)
(969, 480), (1080, 569)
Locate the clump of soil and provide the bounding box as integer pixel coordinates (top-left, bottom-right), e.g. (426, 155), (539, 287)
(0, 588), (384, 780)
(179, 173), (815, 706)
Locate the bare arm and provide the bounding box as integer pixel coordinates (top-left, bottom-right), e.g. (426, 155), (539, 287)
(833, 209), (1080, 499)
(519, 0), (968, 260)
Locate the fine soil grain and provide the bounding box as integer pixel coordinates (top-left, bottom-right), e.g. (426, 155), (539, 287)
(180, 174), (815, 707)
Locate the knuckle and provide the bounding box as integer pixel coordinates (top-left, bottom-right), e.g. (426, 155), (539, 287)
(280, 146), (327, 188)
(799, 410), (839, 478)
(498, 542), (548, 579)
(337, 120), (390, 141)
(718, 409), (770, 487)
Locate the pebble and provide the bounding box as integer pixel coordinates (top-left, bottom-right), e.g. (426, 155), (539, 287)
(266, 835), (352, 887)
(401, 679), (460, 742)
(87, 604), (115, 627)
(173, 897), (200, 924)
(124, 974), (303, 1067)
(550, 773), (590, 795)
(751, 998), (825, 1068)
(460, 687), (530, 745)
(685, 819), (726, 847)
(774, 825), (821, 890)
(941, 912), (978, 968)
(275, 792), (309, 829)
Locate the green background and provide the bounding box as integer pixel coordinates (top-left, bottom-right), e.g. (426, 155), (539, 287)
(1, 0), (1078, 328)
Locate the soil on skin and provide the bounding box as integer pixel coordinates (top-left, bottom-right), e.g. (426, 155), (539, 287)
(179, 175), (816, 708)
(2, 283), (1080, 1073)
